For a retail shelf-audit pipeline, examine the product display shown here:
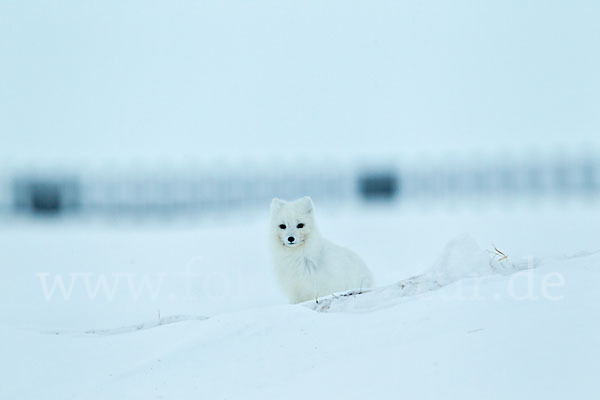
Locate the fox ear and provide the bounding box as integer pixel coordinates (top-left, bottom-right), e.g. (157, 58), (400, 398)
(270, 198), (285, 212)
(298, 196), (314, 213)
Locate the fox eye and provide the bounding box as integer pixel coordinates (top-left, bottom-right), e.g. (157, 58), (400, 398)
(279, 224), (286, 229)
(297, 223), (304, 228)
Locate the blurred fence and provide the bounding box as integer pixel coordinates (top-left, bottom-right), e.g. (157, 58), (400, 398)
(402, 156), (600, 202)
(6, 165), (357, 216)
(1, 155), (599, 217)
(0, 171), (10, 215)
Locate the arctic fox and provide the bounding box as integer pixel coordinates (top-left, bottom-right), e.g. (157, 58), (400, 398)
(270, 196), (374, 304)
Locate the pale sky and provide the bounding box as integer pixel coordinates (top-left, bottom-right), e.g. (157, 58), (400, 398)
(1, 1), (599, 165)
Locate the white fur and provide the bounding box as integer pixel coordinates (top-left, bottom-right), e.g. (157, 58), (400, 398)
(270, 196), (374, 303)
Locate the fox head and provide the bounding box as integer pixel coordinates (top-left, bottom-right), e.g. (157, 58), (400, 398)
(270, 196), (316, 249)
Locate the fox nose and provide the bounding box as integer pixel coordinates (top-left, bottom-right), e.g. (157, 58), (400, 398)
(287, 236), (295, 243)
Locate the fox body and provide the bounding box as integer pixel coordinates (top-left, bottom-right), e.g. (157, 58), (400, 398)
(270, 196), (374, 304)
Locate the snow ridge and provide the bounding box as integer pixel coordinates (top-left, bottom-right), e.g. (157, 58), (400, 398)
(307, 236), (535, 313)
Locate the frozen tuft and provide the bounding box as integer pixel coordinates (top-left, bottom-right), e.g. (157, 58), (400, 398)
(429, 235), (529, 285)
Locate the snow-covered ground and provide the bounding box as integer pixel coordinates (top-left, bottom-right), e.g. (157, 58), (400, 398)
(1, 201), (598, 399)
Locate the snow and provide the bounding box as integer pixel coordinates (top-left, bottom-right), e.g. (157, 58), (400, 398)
(1, 1), (599, 397)
(0, 202), (599, 399)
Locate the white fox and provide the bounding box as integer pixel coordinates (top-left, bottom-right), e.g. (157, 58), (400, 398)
(270, 196), (374, 304)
